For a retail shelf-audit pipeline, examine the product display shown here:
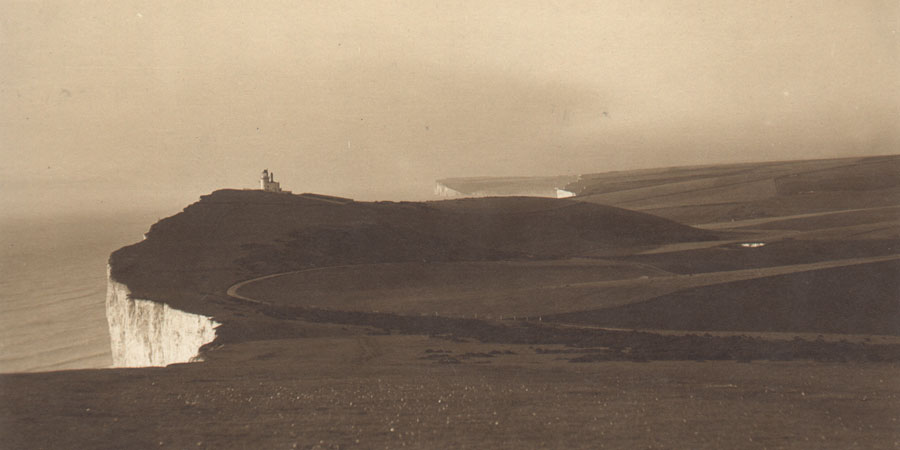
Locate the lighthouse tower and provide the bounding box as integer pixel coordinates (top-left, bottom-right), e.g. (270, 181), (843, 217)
(259, 169), (282, 192)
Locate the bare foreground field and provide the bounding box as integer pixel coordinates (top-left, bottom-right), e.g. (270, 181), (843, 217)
(3, 335), (900, 449)
(2, 155), (899, 448)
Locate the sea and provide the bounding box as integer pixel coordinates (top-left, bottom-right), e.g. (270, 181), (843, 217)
(0, 212), (163, 373)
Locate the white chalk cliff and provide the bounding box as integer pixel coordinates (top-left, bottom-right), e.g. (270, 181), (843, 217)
(105, 266), (219, 367)
(434, 182), (465, 198)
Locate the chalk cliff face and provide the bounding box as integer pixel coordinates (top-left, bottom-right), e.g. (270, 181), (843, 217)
(434, 182), (464, 198)
(105, 266), (219, 368)
(434, 176), (580, 199)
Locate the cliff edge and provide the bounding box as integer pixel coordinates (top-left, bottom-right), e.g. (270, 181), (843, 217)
(106, 266), (219, 367)
(103, 189), (720, 366)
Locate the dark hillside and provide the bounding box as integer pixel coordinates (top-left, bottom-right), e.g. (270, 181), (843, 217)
(774, 156), (900, 195)
(548, 259), (900, 335)
(618, 239), (900, 274)
(568, 155), (900, 224)
(109, 190), (718, 315)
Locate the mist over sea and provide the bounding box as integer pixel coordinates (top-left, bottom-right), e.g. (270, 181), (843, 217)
(0, 212), (161, 373)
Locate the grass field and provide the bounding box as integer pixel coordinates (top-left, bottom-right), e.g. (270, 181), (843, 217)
(4, 333), (900, 449)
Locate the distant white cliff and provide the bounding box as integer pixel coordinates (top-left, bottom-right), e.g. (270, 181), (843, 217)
(434, 175), (580, 199)
(434, 182), (465, 198)
(555, 188), (576, 198)
(105, 266), (219, 368)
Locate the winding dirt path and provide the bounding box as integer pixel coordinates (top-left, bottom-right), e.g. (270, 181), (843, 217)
(695, 205), (900, 230)
(226, 264), (360, 305)
(226, 253), (900, 318)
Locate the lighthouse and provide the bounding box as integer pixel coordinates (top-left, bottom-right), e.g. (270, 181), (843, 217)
(259, 169), (282, 192)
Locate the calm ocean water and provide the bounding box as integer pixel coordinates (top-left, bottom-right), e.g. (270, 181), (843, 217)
(0, 213), (161, 373)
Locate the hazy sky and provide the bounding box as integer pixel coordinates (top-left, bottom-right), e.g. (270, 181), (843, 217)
(2, 0), (898, 218)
